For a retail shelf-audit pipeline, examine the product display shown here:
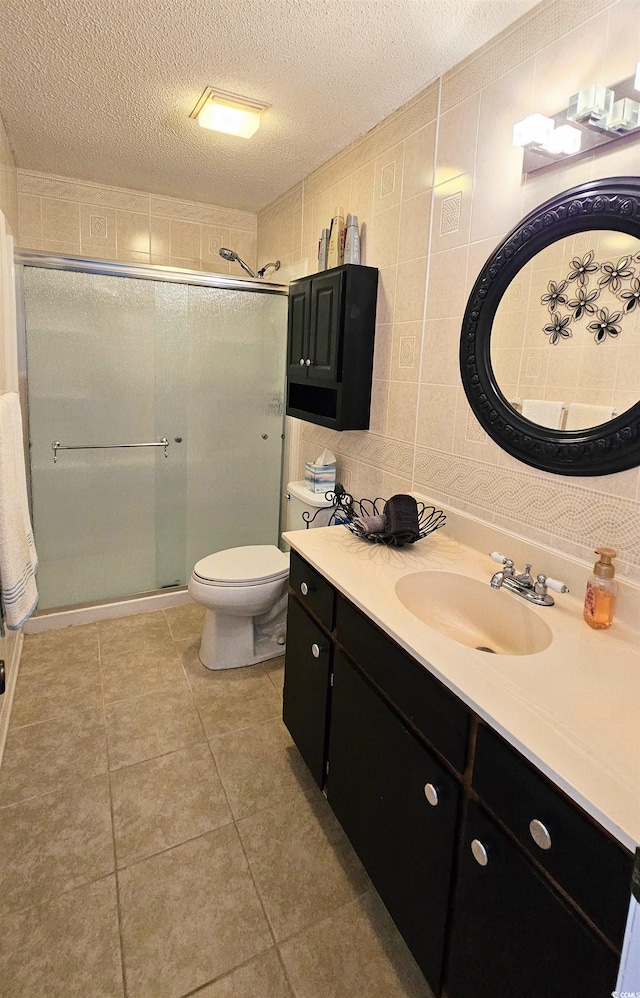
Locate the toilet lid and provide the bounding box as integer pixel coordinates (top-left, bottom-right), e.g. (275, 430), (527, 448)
(193, 545), (289, 586)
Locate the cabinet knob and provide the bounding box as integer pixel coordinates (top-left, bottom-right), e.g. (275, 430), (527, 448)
(471, 839), (489, 866)
(529, 818), (552, 851)
(311, 643), (324, 658)
(300, 582), (309, 596)
(299, 358), (305, 366)
(424, 783), (439, 807)
(305, 358), (312, 366)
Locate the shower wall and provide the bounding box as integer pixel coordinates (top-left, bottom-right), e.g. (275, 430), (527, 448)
(23, 266), (287, 609)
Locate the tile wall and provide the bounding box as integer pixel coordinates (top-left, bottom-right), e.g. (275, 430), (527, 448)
(16, 170), (257, 277)
(258, 0), (640, 583)
(0, 114), (18, 239)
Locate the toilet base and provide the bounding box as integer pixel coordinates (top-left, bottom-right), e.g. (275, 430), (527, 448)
(198, 604), (286, 671)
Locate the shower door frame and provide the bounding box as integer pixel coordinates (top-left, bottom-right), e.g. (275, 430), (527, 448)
(15, 249), (289, 614)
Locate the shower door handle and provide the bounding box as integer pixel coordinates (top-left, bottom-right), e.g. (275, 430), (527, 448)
(52, 438), (169, 463)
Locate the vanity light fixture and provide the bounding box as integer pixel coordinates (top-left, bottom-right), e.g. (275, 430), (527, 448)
(513, 62), (640, 173)
(190, 88), (269, 139)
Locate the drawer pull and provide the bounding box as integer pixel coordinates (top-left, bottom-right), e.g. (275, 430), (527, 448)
(311, 643), (324, 659)
(471, 839), (489, 866)
(300, 582), (309, 596)
(529, 818), (552, 851)
(424, 783), (439, 807)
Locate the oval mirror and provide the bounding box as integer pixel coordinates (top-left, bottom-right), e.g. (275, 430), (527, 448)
(460, 178), (640, 475)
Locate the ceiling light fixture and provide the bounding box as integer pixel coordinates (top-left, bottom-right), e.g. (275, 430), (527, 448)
(513, 60), (640, 173)
(190, 88), (269, 139)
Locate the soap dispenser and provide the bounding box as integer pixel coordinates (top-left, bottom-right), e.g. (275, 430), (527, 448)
(583, 547), (618, 630)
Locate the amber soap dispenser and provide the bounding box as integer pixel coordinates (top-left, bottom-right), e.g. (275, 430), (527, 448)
(583, 548), (618, 629)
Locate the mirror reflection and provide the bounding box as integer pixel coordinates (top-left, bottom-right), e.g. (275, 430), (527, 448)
(491, 230), (640, 430)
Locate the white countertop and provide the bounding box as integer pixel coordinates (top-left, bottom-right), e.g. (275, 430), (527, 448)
(282, 523), (640, 853)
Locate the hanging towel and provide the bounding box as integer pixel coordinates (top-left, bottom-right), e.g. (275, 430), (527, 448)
(564, 403), (615, 431)
(521, 399), (566, 429)
(384, 494), (420, 545)
(0, 393), (38, 629)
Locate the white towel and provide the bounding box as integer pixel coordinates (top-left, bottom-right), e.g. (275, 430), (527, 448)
(521, 399), (566, 429)
(564, 403), (615, 431)
(0, 393), (38, 629)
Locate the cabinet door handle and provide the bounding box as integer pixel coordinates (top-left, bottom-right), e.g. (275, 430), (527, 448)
(299, 358), (305, 366)
(0, 659), (5, 695)
(529, 818), (552, 851)
(305, 358), (312, 366)
(300, 582), (310, 596)
(471, 839), (489, 866)
(424, 783), (439, 806)
(311, 643), (325, 658)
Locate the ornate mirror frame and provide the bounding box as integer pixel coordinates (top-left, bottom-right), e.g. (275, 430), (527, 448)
(460, 177), (640, 475)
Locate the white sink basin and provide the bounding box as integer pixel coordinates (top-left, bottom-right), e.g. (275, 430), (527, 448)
(395, 571), (553, 656)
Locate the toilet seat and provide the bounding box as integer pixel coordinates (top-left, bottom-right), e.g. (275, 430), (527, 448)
(193, 545), (289, 587)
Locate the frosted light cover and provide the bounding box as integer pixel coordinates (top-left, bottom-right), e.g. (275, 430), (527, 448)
(567, 84), (614, 123)
(512, 113), (554, 148)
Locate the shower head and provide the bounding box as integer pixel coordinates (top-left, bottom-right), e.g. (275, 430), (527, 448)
(256, 260), (281, 278)
(219, 247), (256, 278)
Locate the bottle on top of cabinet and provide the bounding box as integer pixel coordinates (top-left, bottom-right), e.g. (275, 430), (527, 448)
(343, 213), (360, 264)
(583, 547), (618, 629)
(326, 206), (345, 268)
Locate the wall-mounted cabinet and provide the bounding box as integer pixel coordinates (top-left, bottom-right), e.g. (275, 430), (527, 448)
(286, 264), (378, 430)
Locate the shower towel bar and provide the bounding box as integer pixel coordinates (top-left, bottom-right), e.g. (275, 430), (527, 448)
(51, 438), (169, 463)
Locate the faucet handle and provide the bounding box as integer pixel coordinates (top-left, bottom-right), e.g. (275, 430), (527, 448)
(535, 574), (569, 595)
(490, 551), (508, 564)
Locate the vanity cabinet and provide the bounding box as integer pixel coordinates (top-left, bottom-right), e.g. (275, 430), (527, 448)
(281, 552), (633, 998)
(447, 800), (619, 998)
(286, 264), (378, 430)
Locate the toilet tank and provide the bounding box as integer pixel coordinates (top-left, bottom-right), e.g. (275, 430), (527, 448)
(285, 480), (335, 531)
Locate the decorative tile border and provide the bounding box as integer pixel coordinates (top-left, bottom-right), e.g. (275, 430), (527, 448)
(148, 196), (255, 231)
(300, 426), (414, 478)
(413, 447), (640, 569)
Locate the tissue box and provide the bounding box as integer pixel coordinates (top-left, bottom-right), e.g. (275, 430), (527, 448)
(304, 461), (336, 494)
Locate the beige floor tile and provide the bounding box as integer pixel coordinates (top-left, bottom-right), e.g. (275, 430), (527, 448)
(119, 824), (272, 998)
(279, 892), (431, 998)
(163, 601), (205, 641)
(20, 622), (98, 672)
(9, 654), (103, 728)
(98, 610), (171, 657)
(209, 717), (316, 820)
(0, 774), (114, 914)
(262, 655), (285, 693)
(195, 679), (281, 738)
(0, 708), (108, 806)
(104, 688), (204, 771)
(0, 875), (123, 997)
(100, 643), (188, 704)
(111, 743), (232, 867)
(179, 638), (275, 701)
(195, 949), (293, 997)
(238, 790), (371, 941)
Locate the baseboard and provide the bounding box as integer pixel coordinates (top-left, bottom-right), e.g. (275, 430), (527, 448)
(0, 630), (24, 770)
(24, 588), (192, 633)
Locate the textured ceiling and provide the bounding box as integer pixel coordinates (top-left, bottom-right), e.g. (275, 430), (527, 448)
(0, 0), (541, 212)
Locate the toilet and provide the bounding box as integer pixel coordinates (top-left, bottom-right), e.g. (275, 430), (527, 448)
(188, 482), (335, 670)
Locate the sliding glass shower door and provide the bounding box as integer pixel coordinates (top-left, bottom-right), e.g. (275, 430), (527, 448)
(22, 266), (287, 610)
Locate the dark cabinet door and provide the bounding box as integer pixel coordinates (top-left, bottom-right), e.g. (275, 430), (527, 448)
(327, 650), (459, 994)
(282, 596), (332, 787)
(446, 800), (619, 998)
(308, 271), (343, 383)
(287, 279), (311, 381)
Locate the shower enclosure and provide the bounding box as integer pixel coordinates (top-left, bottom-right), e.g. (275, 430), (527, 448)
(17, 255), (288, 610)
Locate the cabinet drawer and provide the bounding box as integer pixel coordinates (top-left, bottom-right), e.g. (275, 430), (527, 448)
(289, 551), (335, 631)
(473, 724), (632, 948)
(336, 596), (469, 772)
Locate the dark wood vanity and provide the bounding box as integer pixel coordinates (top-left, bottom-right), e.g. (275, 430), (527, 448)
(283, 549), (633, 998)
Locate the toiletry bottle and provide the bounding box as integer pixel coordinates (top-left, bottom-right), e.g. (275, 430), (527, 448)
(344, 213), (360, 264)
(318, 228), (329, 271)
(583, 547), (618, 629)
(326, 206), (345, 268)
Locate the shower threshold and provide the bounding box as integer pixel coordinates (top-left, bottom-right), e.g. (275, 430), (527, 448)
(24, 586), (192, 634)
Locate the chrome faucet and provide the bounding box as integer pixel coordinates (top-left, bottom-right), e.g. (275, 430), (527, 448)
(489, 552), (569, 607)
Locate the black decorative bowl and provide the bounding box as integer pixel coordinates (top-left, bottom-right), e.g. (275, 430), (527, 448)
(343, 497), (446, 546)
